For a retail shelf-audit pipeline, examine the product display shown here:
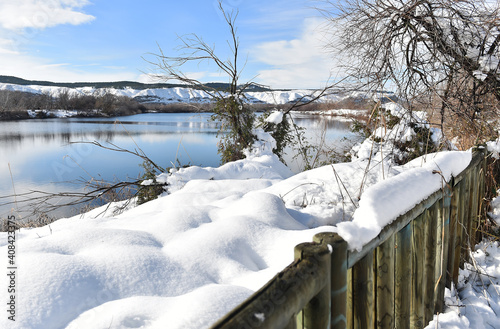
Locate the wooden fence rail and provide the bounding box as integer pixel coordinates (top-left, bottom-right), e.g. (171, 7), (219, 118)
(210, 149), (486, 329)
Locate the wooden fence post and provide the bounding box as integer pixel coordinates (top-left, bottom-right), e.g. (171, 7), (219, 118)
(294, 242), (331, 329)
(314, 233), (348, 329)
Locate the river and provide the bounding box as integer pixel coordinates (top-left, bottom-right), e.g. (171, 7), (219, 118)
(0, 112), (359, 221)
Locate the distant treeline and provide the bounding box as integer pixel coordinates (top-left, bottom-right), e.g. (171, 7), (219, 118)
(0, 88), (220, 120)
(0, 88), (289, 120)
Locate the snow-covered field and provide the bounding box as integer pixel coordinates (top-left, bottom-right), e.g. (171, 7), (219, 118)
(1, 105), (499, 328)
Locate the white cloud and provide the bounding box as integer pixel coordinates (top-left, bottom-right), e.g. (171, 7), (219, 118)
(0, 0), (94, 31)
(0, 38), (19, 54)
(0, 1), (109, 83)
(251, 17), (342, 89)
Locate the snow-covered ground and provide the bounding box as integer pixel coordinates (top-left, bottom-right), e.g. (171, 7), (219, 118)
(421, 143), (500, 329)
(0, 82), (368, 105)
(1, 105), (499, 328)
(26, 109), (101, 118)
(424, 239), (500, 329)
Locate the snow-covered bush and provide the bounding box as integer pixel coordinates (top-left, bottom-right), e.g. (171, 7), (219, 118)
(212, 95), (256, 164)
(350, 102), (448, 165)
(258, 110), (292, 162)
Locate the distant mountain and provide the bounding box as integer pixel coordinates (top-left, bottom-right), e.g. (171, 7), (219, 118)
(0, 75), (273, 92)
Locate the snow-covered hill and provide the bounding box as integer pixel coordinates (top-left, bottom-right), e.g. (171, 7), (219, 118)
(0, 82), (367, 105)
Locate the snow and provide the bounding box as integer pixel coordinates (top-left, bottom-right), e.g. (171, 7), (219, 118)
(265, 110), (284, 124)
(425, 240), (500, 329)
(27, 109), (96, 118)
(0, 108), (498, 328)
(487, 136), (500, 159)
(315, 109), (367, 117)
(337, 151), (471, 251)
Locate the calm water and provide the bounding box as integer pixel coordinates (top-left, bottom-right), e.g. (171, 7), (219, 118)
(0, 112), (357, 220)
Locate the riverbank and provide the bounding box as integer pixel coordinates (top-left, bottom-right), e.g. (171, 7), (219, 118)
(1, 105), (373, 123)
(0, 107), (203, 121)
(0, 109), (141, 121)
(0, 103), (292, 121)
(0, 80), (379, 122)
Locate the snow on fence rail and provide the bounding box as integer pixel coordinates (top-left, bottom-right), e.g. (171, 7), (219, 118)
(210, 148), (486, 329)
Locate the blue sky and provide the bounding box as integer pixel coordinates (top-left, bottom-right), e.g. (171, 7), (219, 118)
(0, 0), (338, 89)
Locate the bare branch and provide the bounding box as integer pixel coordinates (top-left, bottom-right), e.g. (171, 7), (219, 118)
(321, 0), (500, 147)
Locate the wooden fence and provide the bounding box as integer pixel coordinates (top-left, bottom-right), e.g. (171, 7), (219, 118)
(210, 149), (487, 329)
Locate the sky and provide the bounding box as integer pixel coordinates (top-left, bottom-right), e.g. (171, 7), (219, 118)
(0, 0), (339, 89)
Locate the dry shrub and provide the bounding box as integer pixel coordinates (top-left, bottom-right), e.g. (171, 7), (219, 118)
(143, 102), (214, 113)
(425, 95), (500, 151)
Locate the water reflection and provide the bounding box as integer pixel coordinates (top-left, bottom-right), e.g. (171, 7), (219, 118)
(0, 113), (220, 149)
(0, 130), (219, 147)
(0, 112), (359, 221)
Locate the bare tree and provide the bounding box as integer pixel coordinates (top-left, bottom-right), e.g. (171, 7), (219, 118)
(145, 0), (256, 163)
(321, 0), (500, 146)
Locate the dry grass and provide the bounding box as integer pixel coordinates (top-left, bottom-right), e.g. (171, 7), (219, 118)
(0, 211), (57, 232)
(426, 105), (499, 151)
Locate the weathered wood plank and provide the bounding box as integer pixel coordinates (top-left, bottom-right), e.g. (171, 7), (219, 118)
(285, 317), (297, 329)
(447, 177), (459, 287)
(353, 251), (376, 329)
(469, 166), (481, 247)
(423, 207), (437, 324)
(376, 235), (395, 329)
(347, 268), (353, 329)
(442, 194), (451, 290)
(478, 161), (486, 243)
(395, 223), (412, 329)
(433, 195), (451, 313)
(462, 171), (472, 263)
(452, 181), (464, 285)
(411, 214), (425, 329)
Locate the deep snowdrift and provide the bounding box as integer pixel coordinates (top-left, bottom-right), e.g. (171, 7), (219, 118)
(0, 124), (474, 328)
